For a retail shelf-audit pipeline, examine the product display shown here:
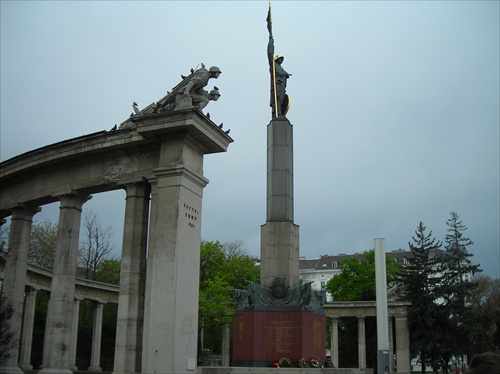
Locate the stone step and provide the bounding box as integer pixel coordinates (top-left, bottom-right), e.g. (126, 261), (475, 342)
(198, 367), (373, 374)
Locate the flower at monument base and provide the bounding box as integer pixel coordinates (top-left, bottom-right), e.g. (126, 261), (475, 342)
(309, 358), (321, 368)
(270, 360), (280, 368)
(278, 357), (292, 367)
(299, 357), (309, 367)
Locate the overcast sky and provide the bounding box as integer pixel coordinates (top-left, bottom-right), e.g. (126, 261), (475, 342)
(1, 1), (499, 278)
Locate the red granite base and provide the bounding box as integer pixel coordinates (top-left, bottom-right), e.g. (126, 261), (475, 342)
(232, 308), (326, 367)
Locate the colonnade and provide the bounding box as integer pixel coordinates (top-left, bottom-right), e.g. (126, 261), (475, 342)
(325, 301), (411, 374)
(0, 176), (194, 374)
(0, 196), (119, 374)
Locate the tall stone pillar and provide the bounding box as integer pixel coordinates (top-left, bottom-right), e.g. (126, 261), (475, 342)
(395, 316), (411, 374)
(142, 165), (206, 373)
(69, 298), (82, 372)
(388, 317), (394, 373)
(113, 182), (150, 374)
(0, 204), (40, 374)
(19, 287), (38, 371)
(88, 302), (104, 372)
(133, 109), (231, 374)
(233, 116), (325, 367)
(40, 193), (91, 374)
(260, 119), (299, 288)
(330, 317), (339, 368)
(358, 317), (366, 369)
(221, 325), (230, 367)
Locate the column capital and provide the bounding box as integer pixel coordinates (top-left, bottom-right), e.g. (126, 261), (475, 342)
(24, 285), (40, 293)
(54, 191), (92, 209)
(123, 181), (151, 199)
(152, 166), (209, 189)
(9, 203), (41, 219)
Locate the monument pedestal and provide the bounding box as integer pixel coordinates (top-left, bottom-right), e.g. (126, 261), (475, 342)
(232, 307), (326, 367)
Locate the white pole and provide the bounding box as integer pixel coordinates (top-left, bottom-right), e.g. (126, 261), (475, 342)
(375, 238), (390, 373)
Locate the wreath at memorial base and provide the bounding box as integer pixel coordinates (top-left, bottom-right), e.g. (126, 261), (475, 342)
(278, 357), (292, 367)
(309, 358), (321, 368)
(298, 358), (309, 367)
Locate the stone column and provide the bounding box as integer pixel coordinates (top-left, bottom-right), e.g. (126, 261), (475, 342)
(357, 317), (366, 369)
(141, 134), (208, 374)
(88, 302), (104, 372)
(388, 316), (394, 373)
(260, 119), (299, 289)
(69, 298), (82, 372)
(330, 317), (339, 368)
(19, 287), (38, 371)
(113, 182), (150, 374)
(40, 193), (91, 374)
(395, 316), (411, 374)
(221, 325), (230, 367)
(0, 204), (40, 374)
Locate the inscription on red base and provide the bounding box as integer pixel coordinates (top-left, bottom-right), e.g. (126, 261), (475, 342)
(232, 309), (326, 367)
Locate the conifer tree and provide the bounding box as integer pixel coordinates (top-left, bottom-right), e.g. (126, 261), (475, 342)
(397, 222), (443, 374)
(439, 212), (482, 367)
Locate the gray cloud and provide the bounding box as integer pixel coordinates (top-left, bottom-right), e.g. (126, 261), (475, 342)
(1, 1), (498, 278)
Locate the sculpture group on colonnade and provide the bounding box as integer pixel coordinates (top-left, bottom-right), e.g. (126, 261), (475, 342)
(119, 63), (222, 131)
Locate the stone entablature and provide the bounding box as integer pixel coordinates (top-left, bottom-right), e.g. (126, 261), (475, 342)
(324, 300), (411, 318)
(0, 109), (231, 217)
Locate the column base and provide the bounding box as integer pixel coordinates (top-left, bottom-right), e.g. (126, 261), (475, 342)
(0, 366), (24, 374)
(38, 368), (73, 374)
(19, 364), (33, 371)
(87, 366), (102, 372)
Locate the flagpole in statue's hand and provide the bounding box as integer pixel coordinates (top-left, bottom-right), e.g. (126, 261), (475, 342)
(267, 1), (273, 36)
(267, 2), (279, 118)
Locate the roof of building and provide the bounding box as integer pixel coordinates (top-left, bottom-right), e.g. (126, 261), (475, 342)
(299, 259), (319, 270)
(299, 249), (435, 271)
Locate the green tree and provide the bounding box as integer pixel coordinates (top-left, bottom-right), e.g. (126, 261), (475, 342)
(0, 294), (17, 364)
(468, 276), (500, 353)
(29, 219), (58, 269)
(439, 212), (482, 369)
(396, 222), (444, 374)
(198, 240), (259, 363)
(325, 249), (400, 302)
(95, 258), (121, 285)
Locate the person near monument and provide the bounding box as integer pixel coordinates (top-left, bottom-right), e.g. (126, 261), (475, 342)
(466, 351), (500, 374)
